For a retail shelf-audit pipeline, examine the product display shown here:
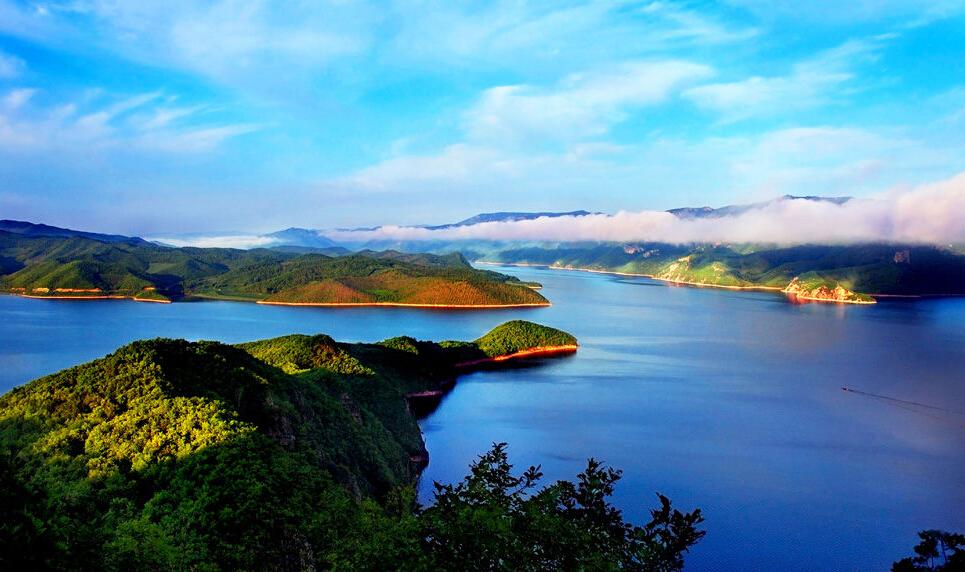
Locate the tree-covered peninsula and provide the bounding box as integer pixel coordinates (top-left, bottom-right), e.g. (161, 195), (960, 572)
(0, 230), (548, 307)
(485, 243), (965, 304)
(0, 321), (706, 570)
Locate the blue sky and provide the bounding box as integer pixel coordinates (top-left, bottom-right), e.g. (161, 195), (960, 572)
(1, 0), (965, 234)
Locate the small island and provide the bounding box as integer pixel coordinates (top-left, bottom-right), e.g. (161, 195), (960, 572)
(0, 229), (549, 308)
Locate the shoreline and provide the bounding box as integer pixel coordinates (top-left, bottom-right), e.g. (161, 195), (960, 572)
(14, 293), (173, 303)
(785, 293), (877, 305)
(476, 261), (883, 304)
(454, 344), (579, 368)
(256, 300), (551, 308)
(478, 261), (787, 292)
(653, 276), (784, 292)
(4, 292), (545, 308)
(19, 294), (129, 300)
(405, 342), (579, 465)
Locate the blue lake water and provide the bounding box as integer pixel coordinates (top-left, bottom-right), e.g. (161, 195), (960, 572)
(1, 265), (963, 571)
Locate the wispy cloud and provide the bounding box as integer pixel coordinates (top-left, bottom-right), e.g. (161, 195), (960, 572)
(683, 38), (888, 122)
(1, 87), (36, 109)
(0, 87), (260, 152)
(338, 58), (711, 193)
(466, 60), (713, 142)
(387, 1), (755, 69)
(328, 171), (965, 245)
(342, 144), (505, 192)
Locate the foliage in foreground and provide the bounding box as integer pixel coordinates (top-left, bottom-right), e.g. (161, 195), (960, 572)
(418, 443), (704, 572)
(893, 530), (964, 572)
(0, 435), (704, 571)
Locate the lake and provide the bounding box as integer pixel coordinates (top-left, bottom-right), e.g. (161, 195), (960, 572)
(1, 265), (963, 571)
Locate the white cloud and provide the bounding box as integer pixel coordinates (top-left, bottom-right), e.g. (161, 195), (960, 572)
(466, 60), (713, 142)
(330, 121), (960, 213)
(327, 171), (965, 245)
(683, 38), (885, 122)
(1, 0), (374, 96)
(1, 87), (36, 109)
(342, 144), (505, 191)
(340, 58), (713, 194)
(0, 1), (753, 102)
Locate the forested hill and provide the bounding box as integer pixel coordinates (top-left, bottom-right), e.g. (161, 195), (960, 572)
(0, 231), (547, 307)
(0, 322), (709, 572)
(486, 243), (965, 302)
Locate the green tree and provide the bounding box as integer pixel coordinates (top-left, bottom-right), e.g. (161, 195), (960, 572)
(418, 443), (705, 571)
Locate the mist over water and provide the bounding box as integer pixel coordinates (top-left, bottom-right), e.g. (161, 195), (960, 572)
(1, 266), (963, 571)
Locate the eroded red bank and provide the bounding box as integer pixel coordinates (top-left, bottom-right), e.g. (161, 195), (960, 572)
(454, 344), (579, 368)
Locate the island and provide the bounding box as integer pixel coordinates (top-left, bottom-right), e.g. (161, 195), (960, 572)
(0, 228), (548, 307)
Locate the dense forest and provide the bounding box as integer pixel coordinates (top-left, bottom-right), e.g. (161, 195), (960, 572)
(0, 321), (712, 570)
(0, 230), (547, 306)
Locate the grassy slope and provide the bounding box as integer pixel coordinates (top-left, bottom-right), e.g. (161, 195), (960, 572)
(493, 243), (965, 297)
(0, 321), (575, 569)
(0, 232), (547, 306)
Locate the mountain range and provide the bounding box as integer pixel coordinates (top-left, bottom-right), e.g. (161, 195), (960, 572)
(666, 195), (851, 218)
(0, 219), (150, 246)
(4, 193), (964, 304)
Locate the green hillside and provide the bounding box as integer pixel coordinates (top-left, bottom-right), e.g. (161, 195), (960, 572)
(0, 324), (705, 570)
(474, 320), (578, 357)
(0, 232), (547, 307)
(490, 243), (965, 300)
